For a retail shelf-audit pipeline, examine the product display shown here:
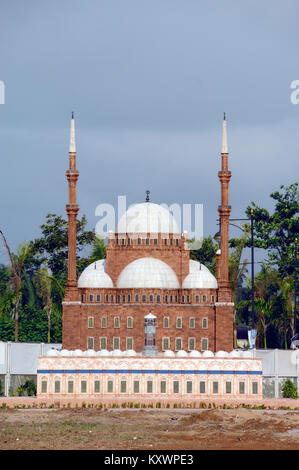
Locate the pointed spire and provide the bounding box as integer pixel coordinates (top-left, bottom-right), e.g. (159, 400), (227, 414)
(221, 112), (228, 154)
(69, 112), (76, 153)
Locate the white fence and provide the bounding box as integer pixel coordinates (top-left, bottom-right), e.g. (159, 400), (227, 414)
(0, 342), (298, 398)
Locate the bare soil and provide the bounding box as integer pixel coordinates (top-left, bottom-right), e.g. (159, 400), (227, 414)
(0, 407), (299, 450)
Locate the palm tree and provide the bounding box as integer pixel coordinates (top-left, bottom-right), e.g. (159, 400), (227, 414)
(35, 263), (52, 343)
(0, 231), (31, 341)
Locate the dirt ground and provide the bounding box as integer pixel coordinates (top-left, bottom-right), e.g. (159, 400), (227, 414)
(0, 407), (299, 450)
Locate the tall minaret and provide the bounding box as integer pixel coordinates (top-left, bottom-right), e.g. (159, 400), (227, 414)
(217, 113), (232, 302)
(65, 112), (79, 301)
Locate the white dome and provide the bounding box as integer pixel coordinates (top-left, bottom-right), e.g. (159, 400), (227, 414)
(202, 350), (214, 357)
(117, 257), (180, 289)
(96, 349), (109, 356)
(78, 260), (113, 288)
(117, 202), (180, 234)
(73, 349), (83, 356)
(111, 349), (123, 356)
(189, 350), (201, 357)
(163, 350), (175, 357)
(123, 350), (137, 356)
(182, 260), (218, 289)
(176, 350), (188, 357)
(215, 350), (229, 357)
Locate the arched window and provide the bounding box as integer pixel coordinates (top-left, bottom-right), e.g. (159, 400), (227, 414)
(114, 316), (120, 328)
(202, 317), (208, 329)
(127, 316), (133, 328)
(149, 294), (153, 302)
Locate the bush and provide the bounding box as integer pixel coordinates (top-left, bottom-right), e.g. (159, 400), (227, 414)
(282, 380), (298, 399)
(17, 379), (37, 397)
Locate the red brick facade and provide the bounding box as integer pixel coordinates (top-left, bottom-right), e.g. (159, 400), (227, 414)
(62, 116), (235, 353)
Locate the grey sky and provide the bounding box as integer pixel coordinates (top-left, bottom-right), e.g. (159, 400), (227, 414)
(0, 0), (298, 263)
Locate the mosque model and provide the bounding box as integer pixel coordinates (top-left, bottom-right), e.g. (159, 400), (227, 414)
(37, 115), (263, 400)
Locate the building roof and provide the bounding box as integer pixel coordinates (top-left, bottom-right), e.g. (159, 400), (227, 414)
(116, 257), (180, 289)
(117, 202), (180, 234)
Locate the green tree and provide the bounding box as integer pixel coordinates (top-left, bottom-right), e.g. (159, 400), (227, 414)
(0, 231), (31, 342)
(190, 236), (217, 275)
(246, 183), (299, 276)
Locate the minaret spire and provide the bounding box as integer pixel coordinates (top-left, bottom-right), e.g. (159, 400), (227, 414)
(69, 112), (76, 153)
(65, 112), (80, 301)
(221, 112), (228, 154)
(217, 113), (232, 302)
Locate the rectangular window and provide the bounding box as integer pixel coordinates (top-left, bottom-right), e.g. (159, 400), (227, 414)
(110, 295), (114, 303)
(114, 316), (120, 328)
(201, 338), (208, 351)
(165, 295), (168, 303)
(127, 294), (131, 303)
(117, 295), (120, 303)
(213, 382), (219, 394)
(120, 381), (127, 393)
(94, 380), (100, 393)
(87, 337), (94, 350)
(146, 238), (150, 245)
(163, 317), (169, 328)
(113, 337), (120, 350)
(54, 381), (60, 393)
(154, 239), (158, 245)
(68, 381), (74, 393)
(142, 295), (146, 302)
(226, 382), (232, 394)
(162, 337), (170, 350)
(135, 294), (139, 302)
(211, 295), (215, 303)
(173, 381), (179, 394)
(147, 381), (153, 393)
(160, 381), (166, 393)
(89, 294), (94, 302)
(41, 381), (47, 393)
(175, 338), (182, 351)
(133, 381), (140, 393)
(107, 380), (113, 393)
(182, 295), (185, 303)
(106, 294), (109, 302)
(176, 239), (179, 246)
(127, 238), (130, 245)
(157, 295), (161, 302)
(202, 318), (208, 329)
(96, 294), (101, 302)
(203, 295), (207, 303)
(252, 382), (258, 395)
(100, 337), (107, 350)
(187, 295), (190, 303)
(170, 238), (173, 245)
(176, 317), (182, 328)
(88, 317), (94, 328)
(121, 238), (125, 245)
(122, 295), (126, 302)
(101, 317), (107, 328)
(81, 294), (85, 302)
(188, 337), (195, 351)
(195, 295), (199, 303)
(127, 317), (133, 328)
(126, 337), (133, 350)
(189, 317), (195, 329)
(81, 381), (87, 393)
(187, 381), (193, 394)
(239, 382), (245, 394)
(164, 238), (167, 245)
(200, 381), (206, 394)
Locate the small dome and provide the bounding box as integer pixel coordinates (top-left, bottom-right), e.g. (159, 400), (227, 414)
(189, 350), (201, 357)
(215, 350), (229, 357)
(202, 350), (214, 357)
(111, 349), (123, 356)
(96, 349), (109, 356)
(60, 349), (71, 356)
(85, 349), (96, 356)
(73, 349), (83, 356)
(123, 350), (137, 356)
(117, 257), (180, 289)
(176, 350), (188, 357)
(78, 260), (113, 288)
(117, 202), (180, 234)
(182, 260), (218, 289)
(163, 350), (175, 357)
